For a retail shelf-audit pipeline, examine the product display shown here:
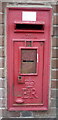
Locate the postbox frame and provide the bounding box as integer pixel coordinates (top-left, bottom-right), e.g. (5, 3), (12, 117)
(7, 7), (52, 111)
(19, 47), (38, 76)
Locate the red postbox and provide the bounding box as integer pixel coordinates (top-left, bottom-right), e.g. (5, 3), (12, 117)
(7, 7), (52, 111)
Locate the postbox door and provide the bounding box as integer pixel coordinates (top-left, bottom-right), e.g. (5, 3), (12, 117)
(13, 40), (44, 106)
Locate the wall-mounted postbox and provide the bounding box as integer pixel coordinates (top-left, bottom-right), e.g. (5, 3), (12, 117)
(7, 7), (52, 111)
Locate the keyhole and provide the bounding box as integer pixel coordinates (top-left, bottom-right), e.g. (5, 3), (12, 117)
(19, 76), (21, 79)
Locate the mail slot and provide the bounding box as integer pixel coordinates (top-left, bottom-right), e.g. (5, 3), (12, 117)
(7, 7), (52, 111)
(14, 22), (44, 32)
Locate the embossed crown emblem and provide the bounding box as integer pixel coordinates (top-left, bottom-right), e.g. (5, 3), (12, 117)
(25, 80), (34, 87)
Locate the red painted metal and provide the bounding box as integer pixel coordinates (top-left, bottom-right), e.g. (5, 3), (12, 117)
(7, 7), (52, 111)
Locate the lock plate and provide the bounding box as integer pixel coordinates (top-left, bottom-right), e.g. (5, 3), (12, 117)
(18, 76), (25, 84)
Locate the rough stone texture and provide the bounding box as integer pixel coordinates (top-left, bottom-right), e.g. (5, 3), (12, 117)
(52, 59), (57, 69)
(51, 89), (56, 98)
(56, 90), (58, 99)
(50, 98), (56, 107)
(0, 48), (4, 57)
(0, 79), (5, 88)
(2, 110), (20, 118)
(0, 88), (5, 98)
(0, 36), (4, 46)
(0, 24), (4, 35)
(1, 0), (58, 2)
(0, 2), (2, 12)
(52, 48), (57, 58)
(51, 80), (58, 88)
(0, 109), (2, 117)
(56, 4), (58, 13)
(21, 111), (32, 117)
(52, 37), (58, 47)
(2, 2), (7, 13)
(53, 26), (58, 36)
(53, 14), (58, 25)
(1, 118), (58, 120)
(0, 14), (4, 24)
(0, 58), (4, 68)
(51, 70), (57, 79)
(33, 108), (56, 118)
(0, 69), (4, 78)
(0, 98), (6, 107)
(0, 118), (57, 120)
